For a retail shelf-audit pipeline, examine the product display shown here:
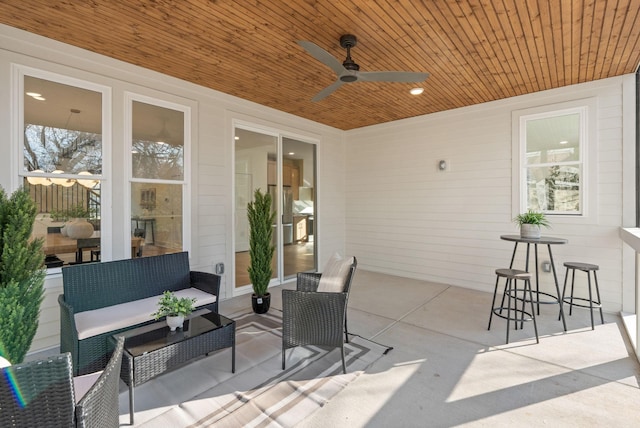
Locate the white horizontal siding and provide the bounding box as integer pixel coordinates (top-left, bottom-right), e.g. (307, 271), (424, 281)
(30, 278), (63, 353)
(346, 76), (630, 313)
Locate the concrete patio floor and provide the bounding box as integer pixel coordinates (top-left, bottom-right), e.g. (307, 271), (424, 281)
(34, 268), (636, 426)
(296, 270), (640, 427)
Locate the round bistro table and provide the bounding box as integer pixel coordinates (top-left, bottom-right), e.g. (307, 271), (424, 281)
(500, 235), (568, 331)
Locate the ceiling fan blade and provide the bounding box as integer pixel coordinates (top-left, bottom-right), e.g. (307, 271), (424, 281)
(312, 80), (345, 102)
(358, 71), (430, 83)
(297, 40), (346, 76)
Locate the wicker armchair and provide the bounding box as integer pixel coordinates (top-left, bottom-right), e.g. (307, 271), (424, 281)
(0, 336), (124, 427)
(0, 353), (75, 427)
(75, 335), (124, 427)
(282, 256), (357, 374)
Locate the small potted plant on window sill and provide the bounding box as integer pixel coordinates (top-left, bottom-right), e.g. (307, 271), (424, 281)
(151, 291), (196, 331)
(513, 209), (550, 239)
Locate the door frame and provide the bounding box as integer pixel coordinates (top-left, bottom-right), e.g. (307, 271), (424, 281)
(232, 120), (318, 297)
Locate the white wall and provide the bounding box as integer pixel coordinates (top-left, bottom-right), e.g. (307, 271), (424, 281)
(345, 75), (635, 313)
(0, 25), (346, 353)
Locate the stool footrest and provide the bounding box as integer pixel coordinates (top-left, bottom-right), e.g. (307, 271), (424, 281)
(562, 296), (602, 309)
(510, 289), (563, 305)
(492, 307), (535, 323)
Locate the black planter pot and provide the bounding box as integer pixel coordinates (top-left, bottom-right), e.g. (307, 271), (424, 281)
(251, 293), (271, 314)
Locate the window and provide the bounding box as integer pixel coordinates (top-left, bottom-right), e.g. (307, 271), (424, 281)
(18, 69), (110, 269)
(513, 100), (595, 219)
(127, 96), (190, 257)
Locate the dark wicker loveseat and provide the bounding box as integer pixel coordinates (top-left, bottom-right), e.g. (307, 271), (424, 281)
(59, 251), (220, 375)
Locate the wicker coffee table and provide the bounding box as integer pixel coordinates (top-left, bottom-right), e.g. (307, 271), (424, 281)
(113, 309), (235, 424)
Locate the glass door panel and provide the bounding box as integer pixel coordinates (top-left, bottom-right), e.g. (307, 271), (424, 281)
(234, 128), (278, 288)
(282, 138), (316, 278)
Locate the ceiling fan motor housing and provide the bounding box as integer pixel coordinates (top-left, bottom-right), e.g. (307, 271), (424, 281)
(339, 34), (359, 81)
(339, 34), (357, 49)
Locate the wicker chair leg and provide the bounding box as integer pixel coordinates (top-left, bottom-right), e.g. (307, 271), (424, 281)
(344, 314), (349, 344)
(282, 347), (286, 370)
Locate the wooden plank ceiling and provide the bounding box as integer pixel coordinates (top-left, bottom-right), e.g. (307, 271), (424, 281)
(1, 0), (639, 130)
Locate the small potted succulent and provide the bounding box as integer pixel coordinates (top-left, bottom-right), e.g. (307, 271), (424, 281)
(151, 291), (196, 331)
(513, 209), (550, 239)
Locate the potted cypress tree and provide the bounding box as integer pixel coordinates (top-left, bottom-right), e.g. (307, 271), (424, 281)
(247, 188), (276, 314)
(0, 186), (46, 364)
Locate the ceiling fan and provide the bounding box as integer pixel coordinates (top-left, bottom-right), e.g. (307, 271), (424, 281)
(298, 34), (430, 102)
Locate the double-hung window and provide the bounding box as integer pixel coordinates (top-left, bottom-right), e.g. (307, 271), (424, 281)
(17, 67), (192, 269)
(514, 100), (595, 219)
(127, 94), (191, 257)
(18, 68), (111, 269)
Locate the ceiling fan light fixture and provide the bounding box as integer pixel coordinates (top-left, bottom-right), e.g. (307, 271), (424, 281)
(410, 87), (424, 95)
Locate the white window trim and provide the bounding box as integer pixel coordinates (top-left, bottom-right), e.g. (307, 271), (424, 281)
(12, 64), (113, 271)
(124, 92), (192, 256)
(512, 98), (598, 225)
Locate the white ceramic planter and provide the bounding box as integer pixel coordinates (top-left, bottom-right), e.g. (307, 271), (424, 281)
(520, 224), (541, 239)
(166, 315), (184, 331)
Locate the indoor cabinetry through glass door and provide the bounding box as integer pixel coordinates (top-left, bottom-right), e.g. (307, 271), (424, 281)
(234, 128), (316, 289)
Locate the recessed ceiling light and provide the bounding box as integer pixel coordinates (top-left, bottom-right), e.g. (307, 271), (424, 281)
(25, 92), (46, 101)
(410, 87), (424, 95)
(288, 152), (295, 156)
(234, 136), (239, 140)
(26, 92), (46, 101)
(559, 140), (568, 145)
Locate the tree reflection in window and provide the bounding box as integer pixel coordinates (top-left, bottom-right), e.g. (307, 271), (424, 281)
(131, 101), (184, 181)
(24, 123), (102, 175)
(525, 111), (583, 214)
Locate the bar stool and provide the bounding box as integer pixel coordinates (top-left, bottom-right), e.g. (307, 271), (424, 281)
(488, 268), (539, 344)
(560, 262), (604, 330)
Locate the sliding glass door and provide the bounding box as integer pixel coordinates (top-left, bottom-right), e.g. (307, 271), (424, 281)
(234, 127), (316, 290)
(281, 137), (316, 278)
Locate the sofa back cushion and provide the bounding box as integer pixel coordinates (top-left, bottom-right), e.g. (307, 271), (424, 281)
(63, 252), (191, 313)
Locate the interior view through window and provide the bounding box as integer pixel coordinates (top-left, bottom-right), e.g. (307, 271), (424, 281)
(22, 74), (188, 268)
(523, 110), (583, 214)
(234, 128), (316, 288)
(130, 100), (186, 259)
(23, 75), (104, 268)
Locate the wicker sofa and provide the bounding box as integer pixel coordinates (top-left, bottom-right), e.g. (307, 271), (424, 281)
(59, 251), (221, 375)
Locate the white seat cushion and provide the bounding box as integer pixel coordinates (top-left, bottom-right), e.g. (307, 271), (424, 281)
(74, 288), (217, 340)
(73, 370), (102, 402)
(0, 356), (10, 368)
(317, 253), (354, 293)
